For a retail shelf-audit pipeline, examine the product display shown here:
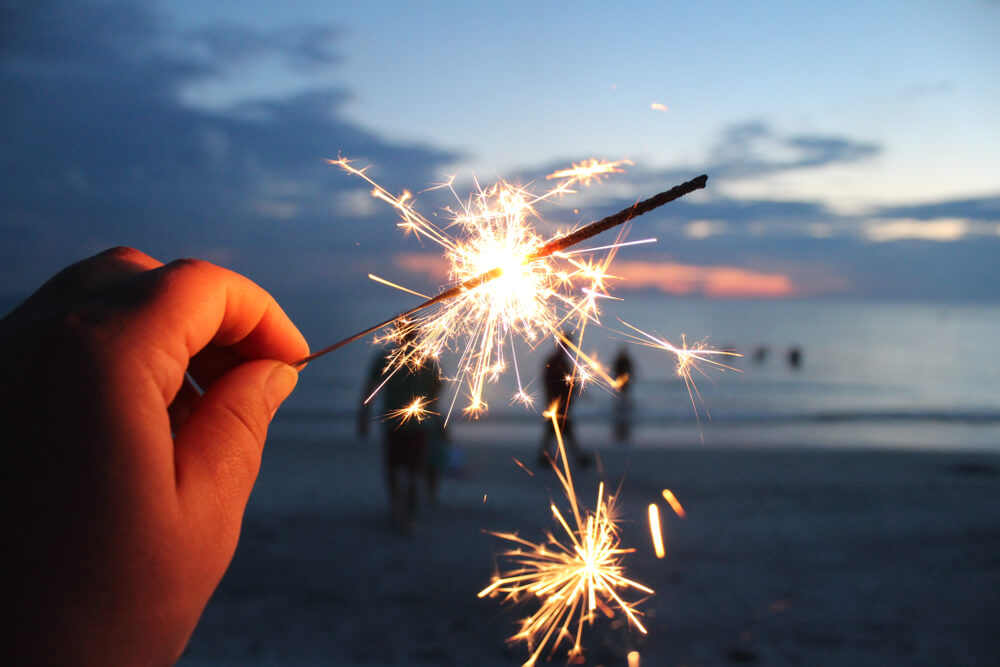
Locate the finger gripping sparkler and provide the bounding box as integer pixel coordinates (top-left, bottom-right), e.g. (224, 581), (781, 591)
(292, 174), (707, 368)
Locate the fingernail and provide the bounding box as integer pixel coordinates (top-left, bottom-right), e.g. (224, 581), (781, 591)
(265, 363), (298, 416)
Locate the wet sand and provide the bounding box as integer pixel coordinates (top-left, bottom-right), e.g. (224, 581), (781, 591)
(180, 430), (1000, 666)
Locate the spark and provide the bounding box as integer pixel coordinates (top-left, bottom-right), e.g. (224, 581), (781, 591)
(661, 489), (686, 519)
(545, 158), (633, 187)
(479, 406), (652, 667)
(368, 273), (430, 300)
(628, 650), (642, 667)
(614, 320), (741, 435)
(648, 504), (666, 559)
(512, 457), (535, 478)
(382, 396), (437, 426)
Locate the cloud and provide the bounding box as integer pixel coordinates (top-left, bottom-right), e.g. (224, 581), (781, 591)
(875, 195), (1000, 222)
(865, 218), (969, 242)
(0, 0), (460, 294)
(188, 24), (342, 69)
(705, 120), (881, 180)
(611, 260), (798, 298)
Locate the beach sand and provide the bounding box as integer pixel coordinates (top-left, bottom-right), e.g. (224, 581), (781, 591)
(180, 426), (1000, 666)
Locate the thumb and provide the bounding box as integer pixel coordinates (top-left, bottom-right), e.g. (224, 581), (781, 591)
(174, 360), (298, 536)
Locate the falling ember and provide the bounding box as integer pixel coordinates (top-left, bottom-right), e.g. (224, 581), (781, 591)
(661, 489), (687, 519)
(648, 504), (666, 559)
(479, 407), (652, 667)
(628, 650), (642, 667)
(512, 457), (535, 478)
(650, 102), (669, 112)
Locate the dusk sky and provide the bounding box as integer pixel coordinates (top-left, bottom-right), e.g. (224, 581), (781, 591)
(2, 0), (998, 301)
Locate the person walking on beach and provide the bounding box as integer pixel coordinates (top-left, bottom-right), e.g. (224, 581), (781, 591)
(611, 345), (635, 443)
(537, 334), (591, 468)
(359, 335), (445, 532)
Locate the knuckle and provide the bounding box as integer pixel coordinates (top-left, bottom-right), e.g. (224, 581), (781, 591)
(166, 257), (212, 274)
(98, 245), (142, 261)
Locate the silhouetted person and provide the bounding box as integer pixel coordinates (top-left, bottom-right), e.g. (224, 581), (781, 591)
(753, 345), (769, 364)
(360, 336), (444, 532)
(611, 345), (635, 443)
(537, 335), (591, 467)
(787, 345), (803, 370)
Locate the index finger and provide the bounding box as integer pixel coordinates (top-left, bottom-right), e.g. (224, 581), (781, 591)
(119, 259), (309, 401)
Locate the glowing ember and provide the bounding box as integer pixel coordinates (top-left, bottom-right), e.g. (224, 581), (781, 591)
(648, 504), (666, 559)
(479, 405), (652, 667)
(661, 489), (686, 519)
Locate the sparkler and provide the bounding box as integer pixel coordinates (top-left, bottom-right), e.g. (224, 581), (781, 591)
(293, 157), (707, 418)
(478, 405), (652, 667)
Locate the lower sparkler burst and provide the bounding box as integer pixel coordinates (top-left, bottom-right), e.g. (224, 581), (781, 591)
(478, 406), (653, 667)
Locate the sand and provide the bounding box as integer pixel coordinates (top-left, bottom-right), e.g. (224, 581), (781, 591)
(179, 426), (1000, 666)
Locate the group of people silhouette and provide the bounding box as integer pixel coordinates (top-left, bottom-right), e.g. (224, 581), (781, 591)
(358, 332), (638, 532)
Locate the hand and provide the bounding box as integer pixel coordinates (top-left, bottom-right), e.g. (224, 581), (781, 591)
(0, 248), (309, 665)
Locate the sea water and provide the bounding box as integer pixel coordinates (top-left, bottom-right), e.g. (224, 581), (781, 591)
(279, 295), (1000, 452)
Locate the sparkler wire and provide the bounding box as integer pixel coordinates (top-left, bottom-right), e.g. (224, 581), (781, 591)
(292, 174), (708, 367)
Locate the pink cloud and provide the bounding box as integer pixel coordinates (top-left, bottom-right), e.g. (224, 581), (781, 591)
(394, 253), (835, 299)
(611, 260), (798, 298)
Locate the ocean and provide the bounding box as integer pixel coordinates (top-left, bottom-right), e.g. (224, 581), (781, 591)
(2, 289), (995, 452)
(278, 296), (1000, 453)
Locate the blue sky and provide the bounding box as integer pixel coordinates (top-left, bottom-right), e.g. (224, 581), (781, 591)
(2, 0), (998, 301)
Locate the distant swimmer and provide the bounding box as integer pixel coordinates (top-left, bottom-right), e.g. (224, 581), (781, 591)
(753, 345), (769, 364)
(787, 345), (803, 369)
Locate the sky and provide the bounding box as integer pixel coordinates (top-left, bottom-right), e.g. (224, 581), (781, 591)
(1, 0), (998, 304)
